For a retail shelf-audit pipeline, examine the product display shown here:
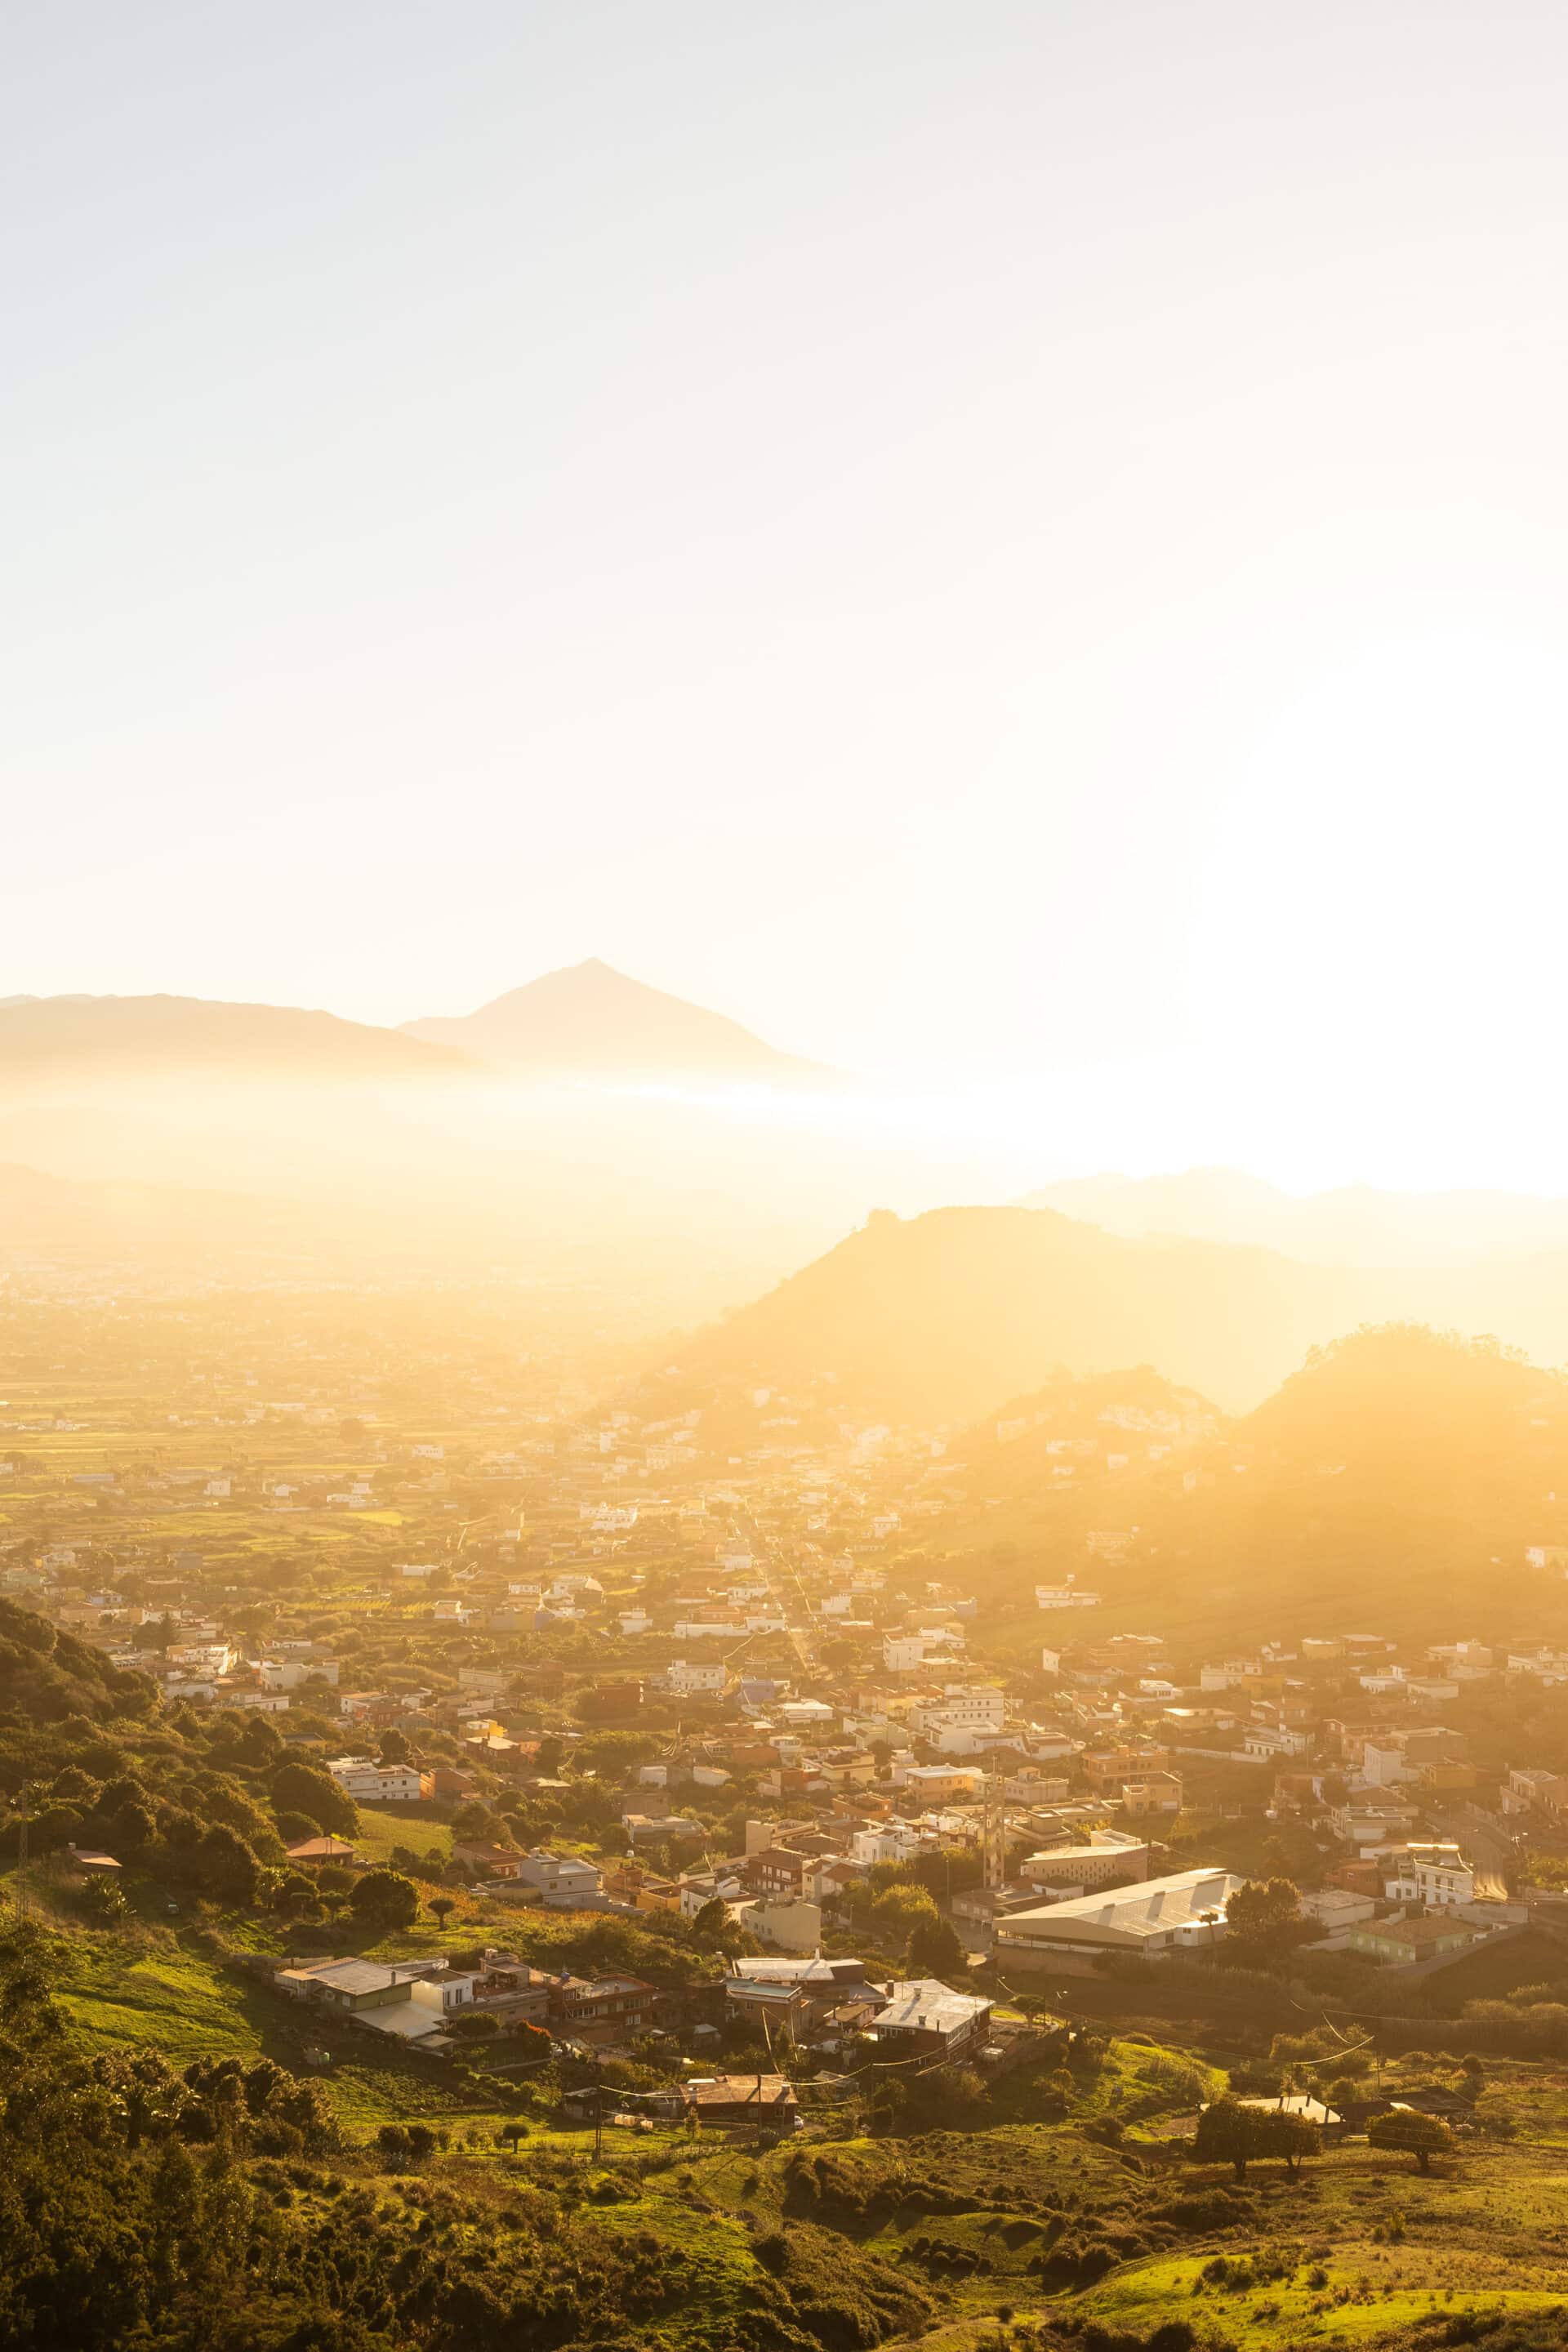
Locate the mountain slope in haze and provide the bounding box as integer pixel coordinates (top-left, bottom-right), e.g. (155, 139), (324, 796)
(948, 1364), (1224, 1495)
(913, 1328), (1568, 1648)
(669, 1205), (1412, 1419)
(0, 995), (470, 1080)
(0, 1160), (324, 1267)
(1137, 1323), (1568, 1637)
(401, 959), (828, 1081)
(911, 1365), (1225, 1544)
(1024, 1166), (1568, 1267)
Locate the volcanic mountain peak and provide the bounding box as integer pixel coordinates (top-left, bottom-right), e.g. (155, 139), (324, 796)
(401, 959), (827, 1081)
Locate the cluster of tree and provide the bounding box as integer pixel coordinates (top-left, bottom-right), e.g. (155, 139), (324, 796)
(494, 1904), (728, 1994)
(1194, 2093), (1457, 2181)
(0, 1921), (936, 2352)
(1192, 2096), (1320, 2180)
(0, 1598), (155, 1727)
(840, 1879), (968, 1977)
(0, 1610), (394, 1922)
(0, 1749), (286, 1911)
(1459, 1998), (1568, 2056)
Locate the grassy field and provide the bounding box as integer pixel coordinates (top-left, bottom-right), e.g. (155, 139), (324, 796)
(352, 1804), (454, 1864)
(47, 1922), (524, 2136)
(60, 1940), (264, 2060)
(1075, 2140), (1568, 2344)
(567, 2093), (1568, 2347)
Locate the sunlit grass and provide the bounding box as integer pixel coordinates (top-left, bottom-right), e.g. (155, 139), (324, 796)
(352, 1806), (453, 1864)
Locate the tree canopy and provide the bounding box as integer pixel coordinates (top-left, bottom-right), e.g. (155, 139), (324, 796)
(348, 1866), (421, 1928)
(1193, 2097), (1321, 2180)
(1367, 2109), (1457, 2173)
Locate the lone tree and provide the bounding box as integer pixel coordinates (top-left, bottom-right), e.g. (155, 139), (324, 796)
(1220, 1878), (1312, 1970)
(1194, 2098), (1263, 2180)
(270, 1760), (357, 1839)
(429, 1895), (456, 1928)
(1264, 2109), (1322, 2174)
(906, 1909), (968, 1980)
(349, 1867), (421, 1930)
(1368, 2109), (1457, 2174)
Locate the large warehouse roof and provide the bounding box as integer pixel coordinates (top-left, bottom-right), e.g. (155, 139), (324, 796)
(995, 1868), (1245, 1953)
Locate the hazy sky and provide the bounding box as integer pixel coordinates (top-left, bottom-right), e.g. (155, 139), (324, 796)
(9, 2), (1568, 1187)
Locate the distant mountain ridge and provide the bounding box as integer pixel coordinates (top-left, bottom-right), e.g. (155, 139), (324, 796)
(663, 1203), (1568, 1422)
(667, 1204), (1413, 1418)
(0, 994), (467, 1079)
(1023, 1166), (1568, 1267)
(401, 959), (828, 1082)
(0, 966), (822, 1089)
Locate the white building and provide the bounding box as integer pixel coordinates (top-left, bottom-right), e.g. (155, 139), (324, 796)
(1200, 1656), (1263, 1690)
(1242, 1725), (1308, 1762)
(883, 1635), (926, 1673)
(261, 1656), (341, 1691)
(278, 1957), (474, 2040)
(910, 1686), (1005, 1738)
(780, 1699), (836, 1731)
(1021, 1833), (1151, 1894)
(508, 1852), (604, 1904)
(1428, 1642), (1490, 1676)
(735, 1896), (822, 1953)
(665, 1659), (727, 1696)
(326, 1756), (429, 1805)
(1384, 1844), (1477, 1909)
(678, 1868), (745, 1919)
(850, 1822), (924, 1867)
(1361, 1740), (1411, 1787)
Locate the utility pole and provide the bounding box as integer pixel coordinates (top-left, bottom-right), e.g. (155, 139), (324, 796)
(14, 1785), (29, 1924)
(982, 1779), (1007, 1893)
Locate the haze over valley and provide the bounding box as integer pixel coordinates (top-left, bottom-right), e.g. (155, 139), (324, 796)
(10, 964), (1568, 1396)
(16, 5), (1568, 2346)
